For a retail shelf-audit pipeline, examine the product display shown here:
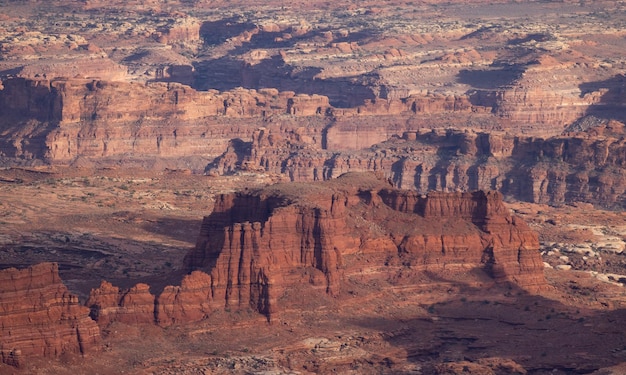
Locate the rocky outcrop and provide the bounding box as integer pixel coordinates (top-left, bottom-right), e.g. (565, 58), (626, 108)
(84, 174), (544, 327)
(185, 193), (353, 312)
(1, 68), (622, 168)
(156, 271), (214, 327)
(154, 18), (201, 45)
(0, 263), (100, 367)
(86, 271), (223, 328)
(0, 63), (624, 171)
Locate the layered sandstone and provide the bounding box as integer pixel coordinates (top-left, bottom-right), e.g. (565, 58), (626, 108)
(2, 0), (626, 174)
(0, 263), (100, 367)
(0, 66), (623, 168)
(86, 282), (156, 327)
(211, 123), (626, 208)
(84, 174), (544, 327)
(0, 77), (330, 163)
(156, 271), (214, 327)
(183, 173), (546, 321)
(87, 271), (231, 328)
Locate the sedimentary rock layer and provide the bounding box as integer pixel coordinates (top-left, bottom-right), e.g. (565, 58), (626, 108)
(0, 263), (100, 367)
(1, 72), (623, 166)
(0, 77), (330, 163)
(212, 122), (626, 208)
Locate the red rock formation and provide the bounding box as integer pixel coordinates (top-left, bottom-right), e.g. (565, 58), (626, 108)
(0, 263), (100, 367)
(156, 271), (213, 327)
(154, 18), (201, 45)
(183, 173), (546, 321)
(86, 282), (155, 327)
(0, 70), (623, 168)
(0, 77), (330, 163)
(210, 123), (626, 208)
(87, 272), (217, 328)
(81, 174), (544, 328)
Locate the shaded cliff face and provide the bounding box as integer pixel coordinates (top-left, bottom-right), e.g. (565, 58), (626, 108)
(210, 123), (626, 209)
(0, 263), (100, 368)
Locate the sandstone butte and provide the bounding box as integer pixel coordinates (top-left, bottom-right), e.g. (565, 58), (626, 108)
(0, 263), (100, 368)
(86, 173), (546, 331)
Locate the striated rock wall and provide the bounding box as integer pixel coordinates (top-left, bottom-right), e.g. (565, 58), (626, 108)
(368, 188), (545, 289)
(0, 263), (100, 367)
(182, 174), (546, 321)
(0, 77), (331, 163)
(1, 72), (623, 166)
(211, 124), (626, 208)
(86, 281), (156, 327)
(156, 271), (214, 327)
(86, 272), (216, 328)
(85, 174), (544, 328)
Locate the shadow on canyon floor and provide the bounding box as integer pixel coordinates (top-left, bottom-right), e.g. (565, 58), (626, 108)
(0, 229), (192, 298)
(457, 66), (525, 90)
(194, 17), (379, 107)
(352, 275), (626, 374)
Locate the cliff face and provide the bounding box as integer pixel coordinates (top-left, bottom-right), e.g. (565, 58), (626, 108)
(0, 77), (330, 163)
(1, 73), (623, 167)
(181, 173), (545, 321)
(211, 123), (626, 209)
(185, 192), (353, 308)
(84, 174), (544, 327)
(0, 263), (100, 368)
(86, 273), (215, 328)
(86, 282), (156, 327)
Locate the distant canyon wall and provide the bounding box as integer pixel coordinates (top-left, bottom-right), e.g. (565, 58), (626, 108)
(0, 78), (330, 163)
(0, 75), (622, 165)
(210, 124), (626, 209)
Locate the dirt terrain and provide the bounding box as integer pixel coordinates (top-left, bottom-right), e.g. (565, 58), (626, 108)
(1, 0), (626, 374)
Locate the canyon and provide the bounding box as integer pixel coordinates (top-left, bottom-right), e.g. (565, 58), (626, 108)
(1, 0), (626, 374)
(209, 120), (626, 209)
(1, 0), (625, 174)
(0, 166), (625, 373)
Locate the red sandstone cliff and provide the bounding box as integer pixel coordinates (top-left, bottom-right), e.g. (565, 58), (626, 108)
(2, 76), (623, 207)
(181, 173), (546, 321)
(0, 77), (330, 163)
(86, 281), (156, 327)
(210, 123), (626, 209)
(0, 263), (100, 367)
(1, 73), (622, 166)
